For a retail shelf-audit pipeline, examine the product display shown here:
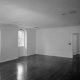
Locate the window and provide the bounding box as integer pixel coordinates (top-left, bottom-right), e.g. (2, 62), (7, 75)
(18, 29), (24, 47)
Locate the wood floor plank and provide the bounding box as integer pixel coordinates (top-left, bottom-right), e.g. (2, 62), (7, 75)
(0, 54), (79, 80)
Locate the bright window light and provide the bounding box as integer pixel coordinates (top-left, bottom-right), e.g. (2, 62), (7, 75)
(17, 63), (24, 80)
(18, 29), (24, 47)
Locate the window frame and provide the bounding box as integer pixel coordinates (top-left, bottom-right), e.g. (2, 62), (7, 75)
(18, 29), (25, 47)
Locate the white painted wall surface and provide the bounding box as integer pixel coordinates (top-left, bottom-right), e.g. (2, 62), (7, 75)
(0, 24), (18, 62)
(36, 26), (80, 58)
(18, 28), (36, 57)
(0, 30), (1, 61)
(27, 28), (36, 56)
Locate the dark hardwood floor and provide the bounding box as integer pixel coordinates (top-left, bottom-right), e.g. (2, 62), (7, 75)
(0, 54), (79, 80)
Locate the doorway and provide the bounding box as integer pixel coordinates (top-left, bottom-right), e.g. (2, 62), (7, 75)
(72, 33), (80, 73)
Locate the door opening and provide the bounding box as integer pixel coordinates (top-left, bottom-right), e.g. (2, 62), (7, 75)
(72, 33), (80, 73)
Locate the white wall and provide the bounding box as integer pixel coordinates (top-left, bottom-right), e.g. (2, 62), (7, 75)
(18, 28), (36, 57)
(0, 30), (1, 61)
(36, 26), (80, 58)
(0, 24), (18, 62)
(0, 24), (36, 62)
(27, 28), (36, 56)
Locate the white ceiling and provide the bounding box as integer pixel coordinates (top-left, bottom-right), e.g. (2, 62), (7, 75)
(0, 0), (80, 28)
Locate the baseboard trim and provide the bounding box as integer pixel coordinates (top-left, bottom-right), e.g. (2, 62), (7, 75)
(0, 54), (72, 64)
(0, 58), (18, 64)
(35, 54), (72, 59)
(18, 54), (36, 58)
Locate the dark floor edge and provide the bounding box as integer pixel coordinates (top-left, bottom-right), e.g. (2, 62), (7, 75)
(35, 54), (72, 59)
(0, 54), (72, 64)
(0, 58), (18, 64)
(0, 54), (37, 64)
(18, 54), (36, 58)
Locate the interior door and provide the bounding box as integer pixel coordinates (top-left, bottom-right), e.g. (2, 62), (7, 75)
(72, 33), (80, 73)
(72, 33), (80, 56)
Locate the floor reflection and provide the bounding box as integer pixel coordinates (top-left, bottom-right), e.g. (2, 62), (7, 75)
(17, 59), (27, 80)
(0, 75), (1, 80)
(0, 55), (73, 80)
(17, 63), (24, 80)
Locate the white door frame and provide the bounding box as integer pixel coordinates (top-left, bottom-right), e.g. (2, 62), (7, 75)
(72, 33), (80, 56)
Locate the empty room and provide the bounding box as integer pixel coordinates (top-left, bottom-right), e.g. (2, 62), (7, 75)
(0, 0), (80, 80)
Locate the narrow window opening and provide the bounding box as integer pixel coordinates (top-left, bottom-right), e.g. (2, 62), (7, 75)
(18, 29), (25, 47)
